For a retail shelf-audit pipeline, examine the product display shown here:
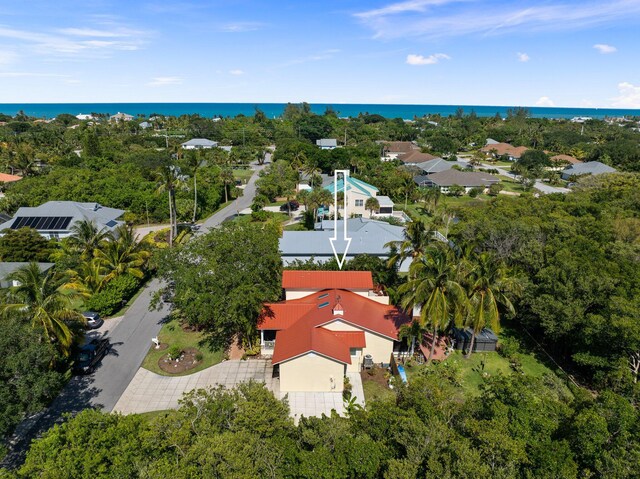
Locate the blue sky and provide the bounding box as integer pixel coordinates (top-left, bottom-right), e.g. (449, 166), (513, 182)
(0, 0), (639, 107)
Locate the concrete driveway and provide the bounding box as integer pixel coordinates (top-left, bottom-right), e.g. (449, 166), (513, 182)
(114, 360), (277, 414)
(283, 372), (365, 422)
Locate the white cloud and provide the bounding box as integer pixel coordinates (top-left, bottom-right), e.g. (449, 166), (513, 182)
(229, 69), (244, 76)
(0, 50), (17, 65)
(406, 53), (450, 65)
(147, 76), (183, 87)
(280, 49), (341, 67)
(219, 22), (264, 33)
(355, 0), (463, 19)
(0, 23), (148, 58)
(517, 52), (530, 62)
(611, 82), (640, 108)
(535, 96), (555, 107)
(354, 1), (640, 39)
(593, 43), (617, 54)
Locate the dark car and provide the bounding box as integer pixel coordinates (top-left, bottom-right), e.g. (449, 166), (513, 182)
(279, 200), (300, 212)
(82, 311), (103, 330)
(73, 337), (109, 374)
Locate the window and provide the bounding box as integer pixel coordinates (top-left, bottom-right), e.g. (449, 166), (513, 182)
(355, 199), (364, 207)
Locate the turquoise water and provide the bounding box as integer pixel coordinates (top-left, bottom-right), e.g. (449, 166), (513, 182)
(0, 102), (638, 120)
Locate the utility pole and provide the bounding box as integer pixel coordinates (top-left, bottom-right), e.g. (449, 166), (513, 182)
(344, 127), (347, 146)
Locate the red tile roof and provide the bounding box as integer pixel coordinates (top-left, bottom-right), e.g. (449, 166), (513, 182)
(0, 173), (22, 183)
(550, 154), (582, 165)
(271, 321), (352, 365)
(330, 331), (366, 348)
(397, 150), (439, 164)
(480, 142), (528, 158)
(282, 271), (374, 290)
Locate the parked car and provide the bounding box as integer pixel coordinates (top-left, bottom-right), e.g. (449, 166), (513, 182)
(279, 200), (300, 212)
(82, 311), (103, 330)
(73, 337), (109, 374)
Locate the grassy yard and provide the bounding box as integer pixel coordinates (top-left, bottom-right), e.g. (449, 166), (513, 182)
(361, 377), (395, 402)
(233, 168), (254, 183)
(141, 319), (224, 376)
(234, 211), (290, 225)
(283, 222), (309, 231)
(136, 409), (173, 421)
(401, 330), (567, 397)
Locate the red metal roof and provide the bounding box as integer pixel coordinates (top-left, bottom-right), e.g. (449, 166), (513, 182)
(330, 331), (366, 348)
(258, 303), (315, 330)
(282, 271), (374, 290)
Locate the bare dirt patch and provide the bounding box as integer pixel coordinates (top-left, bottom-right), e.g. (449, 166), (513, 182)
(361, 366), (389, 388)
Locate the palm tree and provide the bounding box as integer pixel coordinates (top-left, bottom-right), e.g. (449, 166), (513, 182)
(155, 164), (187, 247)
(95, 224), (150, 282)
(385, 219), (429, 273)
(184, 149), (203, 223)
(398, 245), (467, 362)
(463, 252), (520, 357)
(220, 167), (235, 204)
(365, 196), (380, 218)
(65, 258), (108, 297)
(2, 263), (85, 355)
(398, 319), (429, 361)
(68, 219), (112, 259)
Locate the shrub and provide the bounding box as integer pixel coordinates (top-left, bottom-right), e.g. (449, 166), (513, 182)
(251, 210), (268, 222)
(488, 183), (504, 196)
(468, 187), (483, 198)
(498, 336), (521, 359)
(195, 352), (204, 362)
(168, 345), (182, 360)
(84, 274), (141, 316)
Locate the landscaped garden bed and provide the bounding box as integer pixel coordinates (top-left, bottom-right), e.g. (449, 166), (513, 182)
(141, 319), (223, 376)
(158, 347), (203, 374)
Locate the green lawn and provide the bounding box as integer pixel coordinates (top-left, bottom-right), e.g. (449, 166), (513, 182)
(402, 344), (564, 397)
(283, 223), (309, 231)
(141, 319), (224, 376)
(234, 211), (290, 224)
(233, 168), (254, 182)
(361, 377), (395, 403)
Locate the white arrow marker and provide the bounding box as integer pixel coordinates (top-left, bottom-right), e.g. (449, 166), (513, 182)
(329, 169), (352, 269)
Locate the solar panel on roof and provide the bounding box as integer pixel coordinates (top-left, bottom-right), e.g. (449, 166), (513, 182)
(9, 216), (73, 231)
(105, 220), (117, 228)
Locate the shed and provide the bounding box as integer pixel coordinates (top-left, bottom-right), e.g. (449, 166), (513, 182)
(453, 328), (498, 352)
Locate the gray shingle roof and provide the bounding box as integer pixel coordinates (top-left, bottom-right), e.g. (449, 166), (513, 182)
(0, 262), (54, 281)
(425, 170), (500, 187)
(561, 161), (616, 177)
(181, 138), (218, 148)
(415, 158), (467, 174)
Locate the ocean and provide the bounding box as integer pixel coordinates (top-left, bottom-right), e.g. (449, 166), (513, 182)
(0, 102), (638, 120)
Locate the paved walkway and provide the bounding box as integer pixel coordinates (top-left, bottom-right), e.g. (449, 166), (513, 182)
(113, 360), (277, 414)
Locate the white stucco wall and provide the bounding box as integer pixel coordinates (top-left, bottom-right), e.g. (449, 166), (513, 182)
(279, 353), (345, 392)
(285, 288), (374, 301)
(322, 319), (395, 365)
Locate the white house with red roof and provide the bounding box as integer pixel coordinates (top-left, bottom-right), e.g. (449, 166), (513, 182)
(259, 271), (407, 393)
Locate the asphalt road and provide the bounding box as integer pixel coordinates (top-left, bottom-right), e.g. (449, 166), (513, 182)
(1, 158), (268, 469)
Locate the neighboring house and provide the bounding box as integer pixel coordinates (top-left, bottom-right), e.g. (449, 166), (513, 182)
(414, 158), (468, 175)
(0, 173), (22, 198)
(380, 141), (419, 161)
(485, 138), (500, 145)
(0, 201), (124, 240)
(571, 116), (592, 123)
(139, 121), (152, 129)
(324, 176), (391, 218)
(109, 112), (134, 122)
(316, 138), (338, 150)
(549, 154), (582, 165)
(397, 149), (440, 166)
(417, 170), (500, 194)
(0, 262), (54, 288)
(181, 138), (218, 149)
(480, 142), (528, 161)
(561, 161), (617, 181)
(76, 113), (95, 121)
(280, 218), (412, 272)
(259, 271), (408, 393)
